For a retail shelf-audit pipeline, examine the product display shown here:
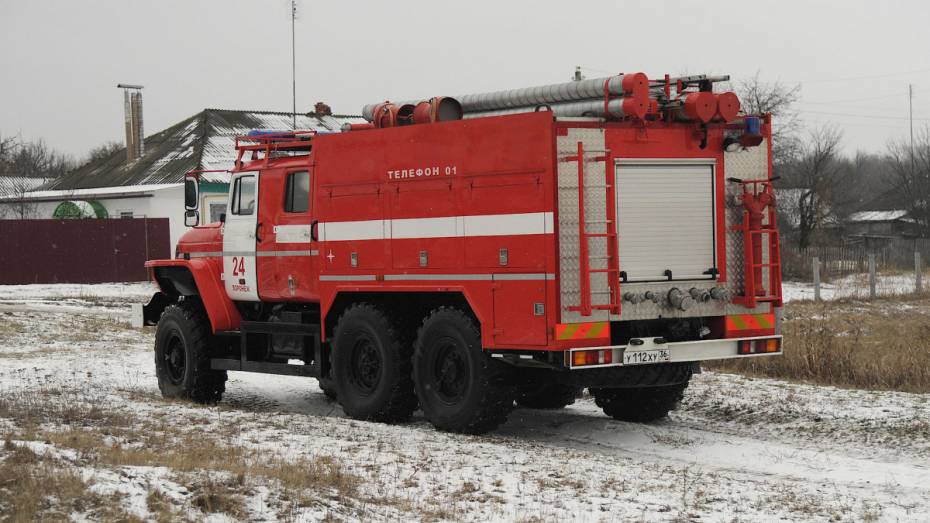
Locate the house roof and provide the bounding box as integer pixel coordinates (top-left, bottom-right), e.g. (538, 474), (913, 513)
(43, 109), (365, 191)
(848, 210), (909, 223)
(0, 183), (181, 203)
(0, 176), (52, 198)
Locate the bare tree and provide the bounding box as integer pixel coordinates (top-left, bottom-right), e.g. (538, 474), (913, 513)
(0, 134), (16, 171)
(0, 177), (43, 219)
(0, 135), (74, 219)
(887, 127), (930, 237)
(9, 138), (74, 179)
(735, 72), (803, 166)
(85, 141), (123, 164)
(783, 125), (846, 249)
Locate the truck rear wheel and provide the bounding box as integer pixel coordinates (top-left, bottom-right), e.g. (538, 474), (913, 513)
(590, 380), (689, 422)
(413, 307), (514, 434)
(153, 299), (227, 404)
(318, 376), (337, 400)
(516, 381), (581, 410)
(331, 303), (417, 423)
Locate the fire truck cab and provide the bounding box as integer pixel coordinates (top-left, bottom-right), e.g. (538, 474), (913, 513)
(141, 74), (783, 434)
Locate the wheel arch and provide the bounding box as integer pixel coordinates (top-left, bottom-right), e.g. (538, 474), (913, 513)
(146, 259), (241, 333)
(322, 290), (480, 343)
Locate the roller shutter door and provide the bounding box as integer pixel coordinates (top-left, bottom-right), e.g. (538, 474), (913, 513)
(616, 163), (716, 282)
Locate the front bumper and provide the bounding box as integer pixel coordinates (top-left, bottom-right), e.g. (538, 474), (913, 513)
(565, 335), (782, 369)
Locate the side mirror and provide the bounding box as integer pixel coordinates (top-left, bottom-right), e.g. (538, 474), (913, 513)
(184, 177), (199, 210)
(184, 210), (199, 227)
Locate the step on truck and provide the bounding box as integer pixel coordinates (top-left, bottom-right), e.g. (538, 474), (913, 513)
(139, 72), (783, 434)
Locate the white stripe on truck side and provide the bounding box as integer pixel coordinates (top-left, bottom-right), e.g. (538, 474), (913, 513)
(319, 212), (553, 241)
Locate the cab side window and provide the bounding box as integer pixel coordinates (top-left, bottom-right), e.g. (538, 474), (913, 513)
(284, 171), (310, 213)
(231, 175), (256, 216)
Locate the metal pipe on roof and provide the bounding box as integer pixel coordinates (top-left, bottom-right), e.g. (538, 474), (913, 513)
(463, 96), (648, 121)
(458, 73), (648, 112)
(361, 73), (648, 121)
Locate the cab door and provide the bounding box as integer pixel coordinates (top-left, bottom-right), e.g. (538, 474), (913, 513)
(223, 171), (260, 301)
(263, 168), (318, 301)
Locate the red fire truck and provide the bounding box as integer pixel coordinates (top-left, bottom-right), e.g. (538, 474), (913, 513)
(140, 73), (783, 434)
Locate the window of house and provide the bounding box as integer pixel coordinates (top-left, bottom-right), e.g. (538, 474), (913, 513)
(231, 175), (256, 215)
(284, 171), (310, 213)
(209, 203), (227, 223)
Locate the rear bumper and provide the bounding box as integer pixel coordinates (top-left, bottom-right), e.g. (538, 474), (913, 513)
(565, 335), (782, 369)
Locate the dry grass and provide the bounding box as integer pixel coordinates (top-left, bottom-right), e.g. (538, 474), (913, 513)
(0, 371), (363, 519)
(40, 424), (361, 499)
(0, 316), (27, 343)
(0, 441), (139, 522)
(708, 296), (930, 392)
(0, 374), (135, 431)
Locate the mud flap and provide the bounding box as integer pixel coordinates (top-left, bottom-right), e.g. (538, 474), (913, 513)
(137, 292), (172, 327)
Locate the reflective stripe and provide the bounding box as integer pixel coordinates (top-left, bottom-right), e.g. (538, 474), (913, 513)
(319, 211), (554, 241)
(319, 220), (386, 241)
(383, 273), (555, 281)
(726, 313), (774, 331)
(492, 273), (556, 281)
(319, 274), (377, 281)
(384, 274), (492, 281)
(256, 250), (318, 257)
(187, 250), (318, 258)
(556, 322), (609, 340)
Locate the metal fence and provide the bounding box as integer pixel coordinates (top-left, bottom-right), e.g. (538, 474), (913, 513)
(782, 239), (930, 281)
(781, 240), (929, 300)
(0, 218), (169, 284)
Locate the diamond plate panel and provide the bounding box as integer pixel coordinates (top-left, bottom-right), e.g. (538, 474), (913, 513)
(558, 128), (611, 323)
(723, 139), (770, 316)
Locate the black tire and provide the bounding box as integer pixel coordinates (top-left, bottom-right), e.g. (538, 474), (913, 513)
(413, 307), (514, 434)
(516, 381), (581, 410)
(153, 299), (227, 404)
(318, 376), (337, 400)
(331, 303), (417, 422)
(590, 380), (690, 422)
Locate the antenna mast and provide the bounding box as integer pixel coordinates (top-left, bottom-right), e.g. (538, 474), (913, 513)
(291, 0), (297, 130)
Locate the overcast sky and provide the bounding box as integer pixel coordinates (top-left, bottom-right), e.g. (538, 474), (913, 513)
(2, 0), (929, 159)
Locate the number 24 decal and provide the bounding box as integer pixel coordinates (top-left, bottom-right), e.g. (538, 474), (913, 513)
(231, 256), (246, 276)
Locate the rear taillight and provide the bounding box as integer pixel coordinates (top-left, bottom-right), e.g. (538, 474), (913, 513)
(739, 338), (781, 355)
(570, 349), (613, 367)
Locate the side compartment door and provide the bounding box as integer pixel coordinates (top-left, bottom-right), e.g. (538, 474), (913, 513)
(223, 171), (260, 301)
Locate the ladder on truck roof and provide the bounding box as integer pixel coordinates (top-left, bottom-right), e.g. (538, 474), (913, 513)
(234, 131), (315, 169)
(561, 141), (622, 316)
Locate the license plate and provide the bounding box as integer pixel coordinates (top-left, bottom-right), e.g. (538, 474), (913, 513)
(623, 349), (671, 365)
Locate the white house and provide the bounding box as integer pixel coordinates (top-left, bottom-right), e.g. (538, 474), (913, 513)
(0, 108), (364, 249)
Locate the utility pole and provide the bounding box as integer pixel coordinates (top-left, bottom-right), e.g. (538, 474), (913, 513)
(291, 0), (297, 130)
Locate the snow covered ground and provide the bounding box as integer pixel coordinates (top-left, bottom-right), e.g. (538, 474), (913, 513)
(783, 272), (925, 302)
(1, 285), (929, 521)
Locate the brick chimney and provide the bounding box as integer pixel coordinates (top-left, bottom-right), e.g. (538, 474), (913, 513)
(314, 102), (332, 116)
(117, 84), (144, 162)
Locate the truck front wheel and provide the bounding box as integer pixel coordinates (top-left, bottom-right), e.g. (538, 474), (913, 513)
(331, 303), (417, 423)
(153, 300), (227, 404)
(413, 307), (515, 434)
(590, 380), (689, 422)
